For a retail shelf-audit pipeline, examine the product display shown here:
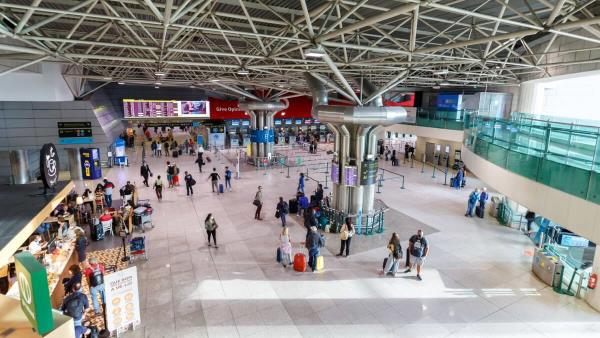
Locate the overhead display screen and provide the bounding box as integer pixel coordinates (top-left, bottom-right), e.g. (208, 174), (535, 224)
(123, 99), (210, 118)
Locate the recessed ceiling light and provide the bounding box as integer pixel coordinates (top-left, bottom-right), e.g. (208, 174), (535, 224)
(155, 82), (162, 85)
(440, 80), (450, 86)
(117, 81), (125, 85)
(154, 70), (165, 76)
(102, 77), (112, 80)
(282, 112), (286, 116)
(189, 85), (195, 88)
(209, 79), (220, 82)
(432, 85), (441, 89)
(495, 66), (500, 69)
(433, 69), (449, 75)
(237, 68), (249, 75)
(155, 86), (160, 89)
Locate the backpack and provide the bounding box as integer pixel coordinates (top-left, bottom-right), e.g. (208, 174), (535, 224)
(167, 165), (174, 175)
(64, 294), (84, 318)
(89, 265), (104, 287)
(283, 202), (289, 214)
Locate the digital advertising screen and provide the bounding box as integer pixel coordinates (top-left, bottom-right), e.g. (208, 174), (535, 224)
(274, 119), (282, 126)
(242, 120), (250, 126)
(285, 119), (292, 125)
(295, 119), (302, 125)
(123, 99), (210, 118)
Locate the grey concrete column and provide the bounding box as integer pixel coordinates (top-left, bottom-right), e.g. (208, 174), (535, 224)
(67, 148), (83, 181)
(9, 150), (30, 184)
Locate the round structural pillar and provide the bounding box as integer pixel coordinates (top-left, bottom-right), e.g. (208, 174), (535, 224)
(67, 148), (83, 181)
(9, 149), (29, 184)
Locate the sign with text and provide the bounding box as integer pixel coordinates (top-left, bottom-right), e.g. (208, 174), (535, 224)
(343, 166), (357, 186)
(40, 143), (59, 189)
(250, 129), (275, 143)
(331, 163), (340, 184)
(14, 252), (54, 335)
(360, 160), (379, 185)
(105, 267), (141, 333)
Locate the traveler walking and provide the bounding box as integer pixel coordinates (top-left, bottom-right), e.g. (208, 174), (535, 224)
(465, 188), (480, 217)
(279, 227), (292, 268)
(337, 217), (355, 257)
(156, 141), (162, 157)
(84, 257), (105, 314)
(151, 140), (157, 157)
(184, 171), (195, 196)
(208, 168), (220, 193)
(154, 175), (164, 200)
(304, 208), (318, 231)
(405, 230), (429, 281)
(525, 210), (536, 233)
(391, 149), (398, 166)
(253, 186), (263, 220)
(224, 166), (232, 191)
(140, 161), (152, 187)
(195, 154), (204, 173)
(298, 192), (309, 217)
(205, 213), (218, 248)
(276, 197), (289, 227)
(305, 226), (324, 272)
(102, 178), (114, 207)
(164, 141), (170, 157)
(298, 173), (305, 193)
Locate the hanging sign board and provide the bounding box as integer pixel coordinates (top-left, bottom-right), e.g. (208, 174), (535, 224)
(360, 160), (379, 185)
(40, 143), (59, 189)
(104, 267), (141, 333)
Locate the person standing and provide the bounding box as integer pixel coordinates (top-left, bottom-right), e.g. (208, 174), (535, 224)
(84, 257), (105, 315)
(253, 186), (263, 220)
(154, 175), (164, 201)
(151, 140), (157, 157)
(405, 230), (429, 281)
(164, 140), (170, 157)
(279, 227), (292, 268)
(383, 233), (402, 276)
(391, 149), (397, 166)
(61, 283), (88, 327)
(75, 230), (87, 263)
(208, 168), (221, 193)
(140, 161), (152, 187)
(337, 217), (355, 257)
(195, 153), (204, 173)
(305, 226), (324, 272)
(465, 188), (480, 217)
(166, 162), (175, 188)
(478, 187), (489, 217)
(156, 141), (162, 157)
(62, 264), (82, 296)
(276, 197), (289, 227)
(297, 173), (305, 193)
(298, 192), (309, 217)
(224, 166), (233, 191)
(525, 210), (536, 233)
(204, 213), (218, 248)
(102, 178), (114, 208)
(184, 171), (194, 196)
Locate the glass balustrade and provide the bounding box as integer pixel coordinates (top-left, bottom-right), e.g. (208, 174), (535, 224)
(464, 113), (600, 204)
(409, 108), (472, 130)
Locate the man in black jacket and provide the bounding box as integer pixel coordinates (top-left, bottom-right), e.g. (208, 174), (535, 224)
(184, 171), (194, 196)
(140, 161), (152, 187)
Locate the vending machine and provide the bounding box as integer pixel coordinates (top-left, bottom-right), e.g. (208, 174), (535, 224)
(79, 148), (102, 179)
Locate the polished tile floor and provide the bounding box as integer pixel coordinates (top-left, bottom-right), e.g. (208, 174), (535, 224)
(79, 142), (600, 338)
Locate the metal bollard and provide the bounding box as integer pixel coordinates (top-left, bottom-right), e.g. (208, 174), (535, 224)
(432, 165), (436, 179)
(443, 167), (448, 185)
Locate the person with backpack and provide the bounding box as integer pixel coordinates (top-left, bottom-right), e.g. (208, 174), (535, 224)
(184, 171), (195, 196)
(84, 257), (105, 315)
(405, 230), (429, 281)
(337, 217), (355, 257)
(224, 166), (233, 191)
(276, 197), (289, 227)
(298, 192), (309, 217)
(140, 161), (152, 187)
(102, 178), (114, 208)
(61, 282), (88, 326)
(166, 161), (175, 188)
(478, 187), (489, 217)
(465, 188), (480, 217)
(208, 168), (221, 194)
(195, 153), (204, 173)
(305, 226), (324, 272)
(383, 232), (402, 276)
(62, 264), (82, 296)
(154, 175), (163, 201)
(205, 213), (219, 248)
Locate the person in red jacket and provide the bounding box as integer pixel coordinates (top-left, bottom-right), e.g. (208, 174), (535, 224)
(84, 257), (106, 314)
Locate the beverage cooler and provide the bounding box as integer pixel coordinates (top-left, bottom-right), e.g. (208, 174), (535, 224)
(79, 148), (102, 179)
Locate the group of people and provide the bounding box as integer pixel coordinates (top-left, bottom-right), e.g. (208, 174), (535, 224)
(61, 257), (109, 337)
(466, 187), (489, 218)
(382, 230), (429, 281)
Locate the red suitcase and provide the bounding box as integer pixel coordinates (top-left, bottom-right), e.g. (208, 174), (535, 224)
(293, 253), (306, 272)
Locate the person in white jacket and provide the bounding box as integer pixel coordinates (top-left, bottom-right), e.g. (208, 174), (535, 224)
(279, 227), (292, 267)
(337, 217), (355, 257)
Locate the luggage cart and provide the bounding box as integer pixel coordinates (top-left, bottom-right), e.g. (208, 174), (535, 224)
(129, 236), (148, 263)
(133, 200), (154, 232)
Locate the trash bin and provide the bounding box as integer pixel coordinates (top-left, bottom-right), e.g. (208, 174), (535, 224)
(490, 196), (500, 218)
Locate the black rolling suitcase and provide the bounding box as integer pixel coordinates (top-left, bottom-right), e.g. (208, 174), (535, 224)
(91, 219), (104, 241)
(172, 150), (179, 158)
(289, 198), (298, 214)
(476, 205), (484, 218)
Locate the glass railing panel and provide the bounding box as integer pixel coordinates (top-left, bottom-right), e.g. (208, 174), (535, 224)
(506, 149), (541, 180)
(487, 143), (509, 167)
(586, 172), (600, 203)
(537, 159), (590, 199)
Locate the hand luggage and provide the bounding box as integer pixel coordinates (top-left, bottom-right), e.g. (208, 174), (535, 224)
(206, 156), (212, 163)
(293, 253), (306, 272)
(172, 150), (178, 158)
(276, 248), (282, 263)
(476, 205), (484, 218)
(384, 254), (398, 275)
(316, 255), (324, 271)
(382, 257), (388, 271)
(219, 183), (224, 193)
(288, 199), (298, 213)
(91, 220), (104, 241)
(178, 149), (182, 155)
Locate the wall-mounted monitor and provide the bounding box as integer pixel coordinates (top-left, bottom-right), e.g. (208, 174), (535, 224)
(123, 99), (210, 118)
(295, 119), (302, 125)
(274, 119), (282, 126)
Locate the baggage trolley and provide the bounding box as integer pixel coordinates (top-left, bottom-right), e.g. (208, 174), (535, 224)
(129, 236), (148, 263)
(133, 200), (154, 232)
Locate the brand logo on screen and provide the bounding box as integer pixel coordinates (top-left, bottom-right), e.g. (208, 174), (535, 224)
(40, 143), (59, 188)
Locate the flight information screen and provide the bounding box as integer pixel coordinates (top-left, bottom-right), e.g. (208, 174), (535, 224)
(123, 99), (210, 118)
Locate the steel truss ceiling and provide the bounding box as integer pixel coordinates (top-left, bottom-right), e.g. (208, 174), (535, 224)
(1, 0), (600, 102)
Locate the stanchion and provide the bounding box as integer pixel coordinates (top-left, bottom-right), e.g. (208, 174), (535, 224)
(443, 167), (448, 185)
(432, 165), (436, 179)
(401, 176), (405, 189)
(420, 160), (425, 173)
